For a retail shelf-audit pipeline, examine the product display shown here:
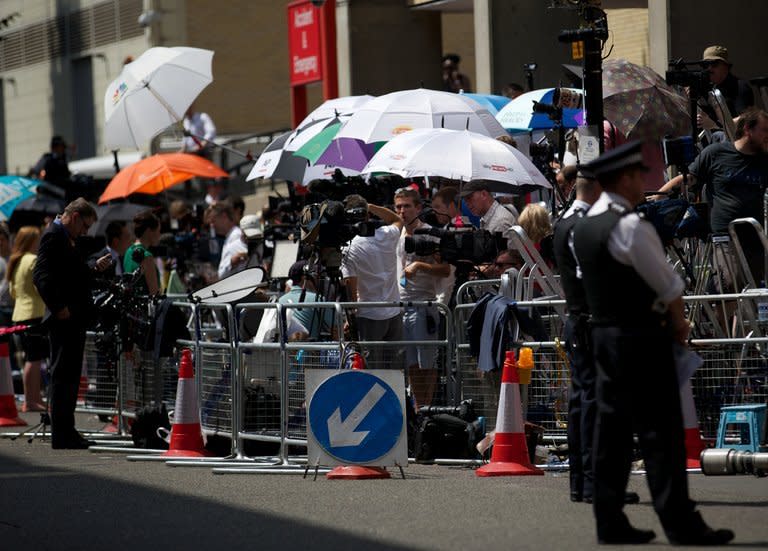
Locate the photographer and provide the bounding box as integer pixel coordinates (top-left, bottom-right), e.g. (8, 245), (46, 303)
(394, 188), (450, 409)
(698, 45), (754, 130)
(340, 195), (403, 364)
(460, 180), (519, 247)
(657, 109), (768, 284)
(441, 53), (471, 93)
(33, 198), (112, 449)
(29, 135), (71, 189)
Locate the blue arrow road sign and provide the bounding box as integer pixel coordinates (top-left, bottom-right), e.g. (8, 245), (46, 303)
(309, 370), (404, 463)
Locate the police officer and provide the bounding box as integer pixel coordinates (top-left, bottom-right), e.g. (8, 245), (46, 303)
(572, 141), (734, 546)
(553, 168), (631, 505)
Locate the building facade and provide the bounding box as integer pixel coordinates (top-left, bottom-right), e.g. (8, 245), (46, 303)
(0, 0), (765, 176)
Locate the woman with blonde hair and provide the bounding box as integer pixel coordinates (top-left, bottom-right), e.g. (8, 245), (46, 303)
(518, 203), (556, 268)
(518, 203), (553, 244)
(7, 226), (47, 411)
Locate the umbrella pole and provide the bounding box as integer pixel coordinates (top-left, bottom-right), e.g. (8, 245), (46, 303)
(112, 150), (120, 174)
(186, 132), (253, 165)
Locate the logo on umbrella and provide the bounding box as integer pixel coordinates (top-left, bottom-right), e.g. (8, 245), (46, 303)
(391, 125), (413, 136)
(389, 154), (406, 160)
(112, 82), (128, 105)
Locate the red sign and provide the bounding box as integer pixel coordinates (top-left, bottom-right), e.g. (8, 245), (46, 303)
(288, 2), (322, 86)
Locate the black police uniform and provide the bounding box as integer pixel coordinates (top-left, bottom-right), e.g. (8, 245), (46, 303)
(574, 201), (694, 539)
(552, 201), (595, 502)
(571, 141), (733, 545)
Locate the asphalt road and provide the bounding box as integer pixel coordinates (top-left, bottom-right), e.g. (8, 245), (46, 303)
(1, 410), (767, 551)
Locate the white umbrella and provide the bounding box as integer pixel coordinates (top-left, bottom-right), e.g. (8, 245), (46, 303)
(335, 88), (507, 143)
(104, 46), (214, 150)
(361, 128), (551, 192)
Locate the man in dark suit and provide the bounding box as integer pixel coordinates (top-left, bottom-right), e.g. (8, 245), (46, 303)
(33, 198), (112, 449)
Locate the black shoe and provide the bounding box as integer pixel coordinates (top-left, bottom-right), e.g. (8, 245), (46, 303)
(666, 513), (734, 546)
(598, 526), (656, 545)
(571, 493), (583, 503)
(584, 491), (640, 505)
(51, 432), (95, 450)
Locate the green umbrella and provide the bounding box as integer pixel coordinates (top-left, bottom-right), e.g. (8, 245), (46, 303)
(293, 121), (343, 164)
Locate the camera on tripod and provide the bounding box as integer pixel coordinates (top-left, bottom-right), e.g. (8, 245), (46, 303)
(554, 0), (608, 43)
(532, 100), (563, 122)
(300, 200), (384, 250)
(666, 59), (711, 99)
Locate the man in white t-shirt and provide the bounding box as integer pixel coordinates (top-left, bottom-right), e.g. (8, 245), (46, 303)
(341, 194), (403, 368)
(395, 187), (450, 408)
(208, 202), (247, 279)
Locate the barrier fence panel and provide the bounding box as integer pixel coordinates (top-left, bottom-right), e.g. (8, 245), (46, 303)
(78, 331), (119, 419)
(688, 337), (768, 440)
(196, 303), (236, 445)
(338, 301), (454, 410)
(283, 302), (345, 444)
(236, 302), (285, 460)
(454, 295), (569, 436)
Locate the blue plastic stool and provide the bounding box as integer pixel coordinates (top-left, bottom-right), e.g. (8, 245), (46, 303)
(715, 404), (766, 452)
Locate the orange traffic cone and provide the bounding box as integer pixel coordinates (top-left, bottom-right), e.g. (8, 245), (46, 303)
(680, 379), (706, 469)
(0, 341), (26, 427)
(162, 349), (212, 457)
(477, 350), (543, 477)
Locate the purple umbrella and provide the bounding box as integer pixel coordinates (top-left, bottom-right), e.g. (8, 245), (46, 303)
(315, 138), (383, 172)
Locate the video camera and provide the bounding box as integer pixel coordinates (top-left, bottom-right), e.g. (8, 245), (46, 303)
(532, 100), (563, 122)
(300, 200), (384, 250)
(553, 0), (608, 43)
(666, 58), (711, 99)
(404, 226), (505, 266)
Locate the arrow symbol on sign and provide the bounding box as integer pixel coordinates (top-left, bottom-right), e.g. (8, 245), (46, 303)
(327, 383), (386, 447)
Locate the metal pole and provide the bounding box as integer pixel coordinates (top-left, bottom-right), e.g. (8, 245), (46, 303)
(583, 36), (604, 153)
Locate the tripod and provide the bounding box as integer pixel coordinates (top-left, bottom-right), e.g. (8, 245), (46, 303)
(11, 411), (51, 444)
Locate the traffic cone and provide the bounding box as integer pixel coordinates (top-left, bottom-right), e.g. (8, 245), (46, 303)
(476, 350), (543, 477)
(0, 341), (26, 427)
(680, 379), (706, 469)
(162, 349), (212, 457)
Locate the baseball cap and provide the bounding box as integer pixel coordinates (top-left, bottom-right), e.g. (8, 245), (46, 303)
(239, 214), (263, 239)
(459, 180), (491, 198)
(702, 45), (730, 64)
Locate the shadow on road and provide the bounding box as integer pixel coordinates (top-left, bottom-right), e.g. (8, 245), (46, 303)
(0, 450), (423, 551)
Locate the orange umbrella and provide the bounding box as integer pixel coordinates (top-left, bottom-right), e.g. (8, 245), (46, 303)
(98, 153), (228, 204)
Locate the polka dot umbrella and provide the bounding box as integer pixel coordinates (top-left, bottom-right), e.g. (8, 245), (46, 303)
(602, 59), (691, 141)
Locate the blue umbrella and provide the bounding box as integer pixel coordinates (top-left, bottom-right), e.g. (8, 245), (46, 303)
(459, 92), (511, 115)
(0, 176), (40, 221)
(495, 88), (585, 131)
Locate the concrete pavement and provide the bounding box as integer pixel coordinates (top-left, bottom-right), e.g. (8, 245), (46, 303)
(1, 410), (767, 551)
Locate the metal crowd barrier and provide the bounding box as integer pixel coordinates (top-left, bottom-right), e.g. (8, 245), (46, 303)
(84, 290), (767, 463)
